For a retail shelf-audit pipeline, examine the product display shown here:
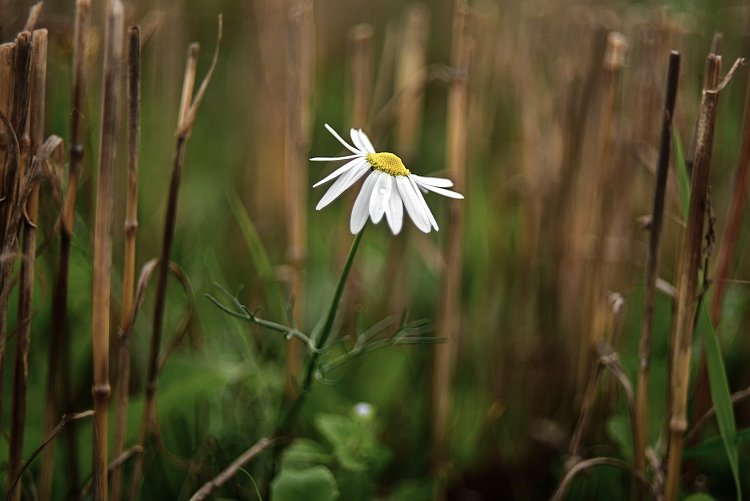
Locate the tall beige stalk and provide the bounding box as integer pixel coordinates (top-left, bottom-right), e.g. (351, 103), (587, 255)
(433, 0), (470, 497)
(40, 1), (91, 495)
(347, 23), (373, 128)
(91, 2), (124, 499)
(664, 53), (721, 501)
(8, 28), (46, 501)
(111, 25), (141, 501)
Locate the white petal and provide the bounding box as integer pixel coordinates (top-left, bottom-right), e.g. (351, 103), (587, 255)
(409, 176), (438, 230)
(411, 174), (454, 188)
(316, 161), (370, 210)
(396, 176), (430, 233)
(412, 178), (464, 199)
(385, 177), (403, 234)
(313, 158), (365, 188)
(350, 172), (379, 233)
(325, 123), (362, 154)
(357, 129), (376, 153)
(369, 172), (392, 224)
(310, 154), (361, 162)
(350, 128), (368, 152)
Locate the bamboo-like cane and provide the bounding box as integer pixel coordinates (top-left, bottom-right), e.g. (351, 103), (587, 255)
(111, 25), (141, 501)
(91, 2), (124, 499)
(40, 2), (91, 495)
(8, 28), (46, 501)
(129, 18), (222, 499)
(634, 51), (680, 481)
(283, 1), (315, 392)
(433, 1), (469, 498)
(0, 33), (32, 478)
(664, 53), (721, 501)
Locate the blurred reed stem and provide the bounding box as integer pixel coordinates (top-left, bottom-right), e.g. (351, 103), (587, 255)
(664, 53), (721, 501)
(130, 17), (222, 498)
(1, 31), (32, 479)
(433, 0), (469, 497)
(634, 50), (680, 482)
(112, 25), (140, 501)
(578, 31), (626, 389)
(283, 0), (314, 395)
(91, 2), (124, 498)
(41, 1), (90, 495)
(9, 28), (46, 501)
(348, 23), (373, 128)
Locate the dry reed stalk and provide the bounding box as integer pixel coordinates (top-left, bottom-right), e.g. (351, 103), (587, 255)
(111, 25), (141, 501)
(370, 21), (398, 121)
(283, 1), (314, 393)
(40, 2), (90, 495)
(634, 50), (680, 480)
(395, 4), (429, 162)
(347, 23), (373, 128)
(432, 0), (469, 496)
(0, 33), (32, 467)
(91, 2), (124, 499)
(664, 53), (721, 501)
(385, 5), (430, 318)
(22, 2), (43, 32)
(0, 39), (15, 444)
(129, 18), (222, 499)
(8, 28), (46, 501)
(577, 31), (627, 390)
(687, 53), (750, 431)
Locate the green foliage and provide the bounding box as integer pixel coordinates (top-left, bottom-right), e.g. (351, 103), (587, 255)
(271, 466), (339, 501)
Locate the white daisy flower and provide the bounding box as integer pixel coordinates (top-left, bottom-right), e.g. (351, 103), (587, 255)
(311, 124), (463, 234)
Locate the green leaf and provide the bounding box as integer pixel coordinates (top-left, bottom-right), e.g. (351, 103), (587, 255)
(281, 439), (333, 470)
(673, 129), (690, 220)
(699, 301), (742, 501)
(226, 189), (286, 321)
(270, 465), (339, 501)
(315, 412), (391, 473)
(684, 494), (717, 501)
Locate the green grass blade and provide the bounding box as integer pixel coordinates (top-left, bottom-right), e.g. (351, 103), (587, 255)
(699, 301), (742, 501)
(673, 129), (690, 220)
(226, 189), (287, 322)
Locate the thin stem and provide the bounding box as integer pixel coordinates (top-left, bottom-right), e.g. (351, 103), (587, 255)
(41, 1), (90, 495)
(635, 50), (680, 480)
(278, 228), (364, 433)
(112, 25), (140, 501)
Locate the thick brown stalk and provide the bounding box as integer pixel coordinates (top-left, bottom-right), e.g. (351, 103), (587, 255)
(130, 18), (221, 499)
(664, 54), (721, 501)
(634, 50), (680, 480)
(91, 2), (124, 499)
(432, 1), (469, 498)
(283, 1), (314, 393)
(8, 28), (46, 501)
(111, 25), (141, 501)
(0, 31), (32, 461)
(40, 1), (90, 496)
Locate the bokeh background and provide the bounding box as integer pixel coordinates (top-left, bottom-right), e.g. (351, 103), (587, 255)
(1, 0), (749, 499)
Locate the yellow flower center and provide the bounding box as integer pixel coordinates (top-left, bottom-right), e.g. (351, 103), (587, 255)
(366, 152), (410, 177)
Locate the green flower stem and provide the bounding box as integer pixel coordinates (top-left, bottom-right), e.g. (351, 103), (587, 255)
(278, 228), (365, 432)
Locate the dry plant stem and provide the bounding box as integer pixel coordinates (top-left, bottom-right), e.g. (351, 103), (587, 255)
(551, 457), (657, 501)
(433, 0), (469, 495)
(0, 31), (31, 462)
(22, 2), (43, 32)
(130, 18), (221, 499)
(635, 51), (680, 479)
(7, 411), (94, 501)
(189, 437), (276, 501)
(40, 2), (90, 496)
(91, 3), (124, 499)
(8, 29), (46, 501)
(111, 25), (140, 501)
(664, 54), (721, 501)
(283, 1), (314, 396)
(348, 23), (373, 127)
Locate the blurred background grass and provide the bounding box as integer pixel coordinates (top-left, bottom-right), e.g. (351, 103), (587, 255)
(1, 0), (750, 499)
